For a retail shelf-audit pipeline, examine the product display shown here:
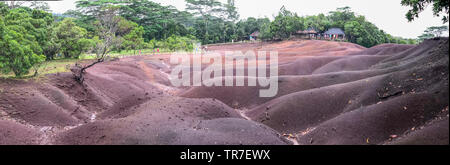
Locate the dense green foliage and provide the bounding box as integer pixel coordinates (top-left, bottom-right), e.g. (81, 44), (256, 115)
(267, 6), (300, 40)
(0, 7), (45, 76)
(0, 2), (149, 77)
(184, 0), (240, 44)
(68, 0), (192, 41)
(68, 0), (238, 44)
(235, 17), (270, 40)
(259, 6), (417, 47)
(55, 18), (91, 59)
(122, 25), (146, 53)
(161, 35), (198, 51)
(66, 1), (419, 48)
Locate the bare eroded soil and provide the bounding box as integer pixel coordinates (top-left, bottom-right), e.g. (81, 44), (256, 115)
(0, 39), (448, 145)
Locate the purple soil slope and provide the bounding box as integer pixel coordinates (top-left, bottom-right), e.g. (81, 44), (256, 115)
(1, 39), (448, 145)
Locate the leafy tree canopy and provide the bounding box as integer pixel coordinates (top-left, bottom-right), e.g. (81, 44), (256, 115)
(401, 0), (449, 23)
(418, 25), (449, 42)
(54, 18), (91, 59)
(0, 8), (45, 76)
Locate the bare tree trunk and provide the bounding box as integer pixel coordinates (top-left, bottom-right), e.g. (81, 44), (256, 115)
(71, 58), (105, 84)
(72, 43), (109, 84)
(70, 6), (121, 84)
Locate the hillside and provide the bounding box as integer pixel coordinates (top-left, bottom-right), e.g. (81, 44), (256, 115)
(0, 38), (448, 145)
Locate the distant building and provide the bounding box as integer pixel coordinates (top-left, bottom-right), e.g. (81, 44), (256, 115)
(250, 31), (260, 41)
(295, 27), (318, 39)
(324, 28), (345, 40)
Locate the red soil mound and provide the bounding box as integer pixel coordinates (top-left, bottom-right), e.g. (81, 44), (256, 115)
(348, 43), (415, 55)
(55, 97), (288, 145)
(1, 39), (448, 145)
(0, 120), (41, 145)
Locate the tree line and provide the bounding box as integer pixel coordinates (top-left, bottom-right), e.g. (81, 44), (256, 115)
(1, 0), (448, 77)
(258, 6), (421, 47)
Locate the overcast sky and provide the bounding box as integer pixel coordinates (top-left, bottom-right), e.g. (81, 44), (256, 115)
(46, 0), (449, 38)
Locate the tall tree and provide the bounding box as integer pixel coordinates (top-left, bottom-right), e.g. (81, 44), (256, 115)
(72, 5), (124, 83)
(31, 9), (58, 60)
(185, 0), (222, 42)
(424, 25), (449, 37)
(29, 1), (51, 12)
(224, 0), (239, 22)
(418, 25), (449, 41)
(54, 18), (91, 59)
(120, 20), (146, 54)
(259, 21), (273, 40)
(328, 6), (355, 28)
(119, 0), (189, 40)
(0, 2), (8, 15)
(68, 0), (125, 34)
(1, 0), (26, 9)
(304, 14), (331, 32)
(401, 0), (449, 23)
(236, 17), (270, 40)
(75, 0), (124, 17)
(0, 8), (45, 76)
(221, 0), (239, 41)
(269, 6), (299, 39)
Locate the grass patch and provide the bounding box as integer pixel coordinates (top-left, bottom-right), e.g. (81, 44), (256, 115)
(0, 59), (79, 79)
(1, 49), (180, 79)
(79, 48), (180, 59)
(38, 59), (79, 75)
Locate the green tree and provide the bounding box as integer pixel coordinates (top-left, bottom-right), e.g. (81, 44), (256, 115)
(72, 5), (128, 83)
(236, 17), (270, 40)
(162, 35), (197, 51)
(344, 20), (362, 43)
(54, 18), (90, 59)
(41, 25), (60, 60)
(75, 0), (124, 16)
(424, 25), (448, 37)
(418, 25), (448, 42)
(328, 6), (356, 29)
(123, 25), (146, 54)
(304, 14), (331, 32)
(82, 0), (190, 41)
(269, 6), (299, 39)
(418, 33), (435, 42)
(29, 1), (51, 12)
(342, 15), (387, 47)
(0, 8), (45, 77)
(0, 3), (8, 15)
(223, 0), (239, 22)
(401, 0), (449, 23)
(68, 0), (125, 35)
(259, 21), (273, 40)
(1, 1), (27, 9)
(186, 0), (223, 44)
(222, 0), (239, 41)
(30, 9), (59, 60)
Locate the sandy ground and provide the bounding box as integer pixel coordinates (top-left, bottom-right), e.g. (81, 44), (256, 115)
(0, 38), (448, 145)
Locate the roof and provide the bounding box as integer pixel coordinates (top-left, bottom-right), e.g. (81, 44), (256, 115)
(296, 27), (318, 34)
(250, 31), (260, 37)
(306, 27), (317, 32)
(324, 28), (345, 35)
